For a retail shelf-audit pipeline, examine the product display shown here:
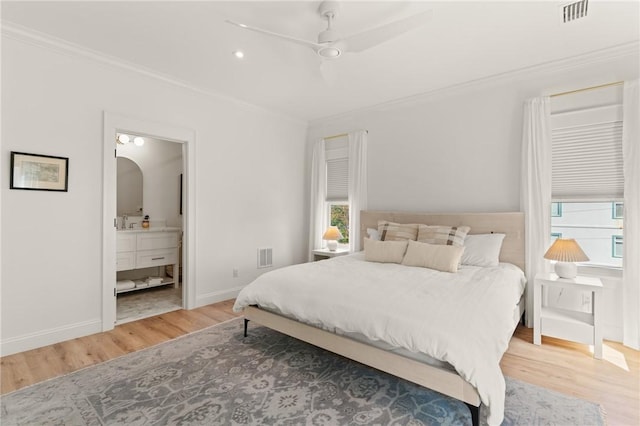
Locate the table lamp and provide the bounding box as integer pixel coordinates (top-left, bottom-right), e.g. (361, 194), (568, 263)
(543, 238), (589, 278)
(323, 226), (343, 251)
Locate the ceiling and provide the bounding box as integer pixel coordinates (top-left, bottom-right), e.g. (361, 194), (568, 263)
(2, 1), (639, 122)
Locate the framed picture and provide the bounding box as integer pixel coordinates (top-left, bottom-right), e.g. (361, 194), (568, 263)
(10, 151), (69, 192)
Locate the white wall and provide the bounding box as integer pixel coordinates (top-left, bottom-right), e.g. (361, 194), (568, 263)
(307, 46), (638, 341)
(1, 34), (308, 355)
(117, 138), (183, 227)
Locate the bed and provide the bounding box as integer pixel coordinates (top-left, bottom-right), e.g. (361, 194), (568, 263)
(234, 211), (526, 426)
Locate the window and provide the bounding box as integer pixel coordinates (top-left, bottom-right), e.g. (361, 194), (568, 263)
(551, 202), (623, 267)
(612, 235), (623, 258)
(551, 232), (562, 240)
(612, 202), (624, 219)
(550, 95), (624, 268)
(329, 203), (349, 244)
(325, 137), (349, 245)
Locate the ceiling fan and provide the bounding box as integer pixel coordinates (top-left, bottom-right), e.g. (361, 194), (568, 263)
(225, 1), (432, 60)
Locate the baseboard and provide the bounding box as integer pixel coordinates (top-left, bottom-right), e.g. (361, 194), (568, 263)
(1, 318), (102, 357)
(603, 324), (623, 343)
(195, 286), (244, 308)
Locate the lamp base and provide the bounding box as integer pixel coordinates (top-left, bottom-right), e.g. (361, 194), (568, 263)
(326, 240), (338, 251)
(554, 261), (577, 279)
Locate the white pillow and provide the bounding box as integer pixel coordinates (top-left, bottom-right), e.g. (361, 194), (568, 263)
(364, 238), (408, 264)
(366, 227), (381, 241)
(461, 233), (506, 267)
(401, 240), (464, 273)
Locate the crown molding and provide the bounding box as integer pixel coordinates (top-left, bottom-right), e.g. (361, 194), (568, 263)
(1, 21), (306, 125)
(310, 40), (640, 125)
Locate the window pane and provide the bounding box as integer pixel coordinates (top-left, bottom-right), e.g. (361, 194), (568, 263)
(613, 202), (624, 219)
(551, 202), (623, 267)
(612, 235), (623, 258)
(551, 203), (562, 217)
(330, 204), (349, 244)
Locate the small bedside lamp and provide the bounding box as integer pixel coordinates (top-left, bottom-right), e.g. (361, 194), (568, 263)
(543, 238), (589, 279)
(323, 226), (343, 251)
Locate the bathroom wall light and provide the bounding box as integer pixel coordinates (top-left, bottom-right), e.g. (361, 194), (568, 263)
(117, 133), (145, 147)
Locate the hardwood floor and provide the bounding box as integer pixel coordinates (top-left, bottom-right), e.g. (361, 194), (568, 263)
(2, 300), (639, 425)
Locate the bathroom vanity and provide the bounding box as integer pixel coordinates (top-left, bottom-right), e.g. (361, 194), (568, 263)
(116, 228), (180, 293)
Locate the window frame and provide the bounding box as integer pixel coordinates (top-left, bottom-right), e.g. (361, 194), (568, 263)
(551, 202), (563, 217)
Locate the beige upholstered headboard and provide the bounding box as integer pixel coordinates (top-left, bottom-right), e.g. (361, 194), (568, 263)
(360, 211), (525, 272)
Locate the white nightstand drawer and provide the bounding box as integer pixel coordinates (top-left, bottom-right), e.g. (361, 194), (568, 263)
(136, 248), (178, 269)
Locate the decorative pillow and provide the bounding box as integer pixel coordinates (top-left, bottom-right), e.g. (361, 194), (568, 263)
(366, 227), (381, 241)
(401, 240), (465, 273)
(417, 224), (470, 246)
(364, 238), (409, 264)
(378, 221), (419, 241)
(461, 233), (506, 267)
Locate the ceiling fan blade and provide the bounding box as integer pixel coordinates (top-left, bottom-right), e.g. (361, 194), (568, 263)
(341, 10), (432, 53)
(225, 20), (322, 51)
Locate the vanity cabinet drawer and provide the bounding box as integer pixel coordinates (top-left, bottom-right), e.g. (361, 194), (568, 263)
(116, 251), (135, 271)
(136, 248), (178, 269)
(136, 233), (178, 251)
(117, 234), (136, 253)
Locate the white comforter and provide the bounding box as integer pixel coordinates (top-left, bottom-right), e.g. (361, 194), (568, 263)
(233, 252), (526, 426)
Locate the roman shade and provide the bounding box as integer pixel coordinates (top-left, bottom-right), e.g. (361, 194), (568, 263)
(551, 105), (623, 200)
(325, 137), (349, 201)
(326, 157), (348, 201)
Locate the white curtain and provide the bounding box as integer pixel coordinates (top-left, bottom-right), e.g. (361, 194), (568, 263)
(308, 139), (327, 260)
(521, 97), (552, 327)
(348, 130), (368, 252)
(622, 80), (640, 350)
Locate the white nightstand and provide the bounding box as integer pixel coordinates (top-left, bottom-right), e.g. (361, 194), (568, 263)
(534, 272), (603, 359)
(312, 248), (350, 261)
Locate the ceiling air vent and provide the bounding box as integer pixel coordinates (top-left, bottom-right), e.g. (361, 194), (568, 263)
(561, 0), (588, 23)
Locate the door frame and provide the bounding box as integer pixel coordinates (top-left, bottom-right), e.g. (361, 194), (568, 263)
(102, 112), (196, 330)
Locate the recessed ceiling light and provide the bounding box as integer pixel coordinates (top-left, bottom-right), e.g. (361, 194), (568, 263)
(133, 137), (145, 146)
(117, 134), (130, 144)
(233, 50), (245, 59)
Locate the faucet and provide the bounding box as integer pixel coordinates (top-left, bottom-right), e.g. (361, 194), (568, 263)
(121, 214), (128, 230)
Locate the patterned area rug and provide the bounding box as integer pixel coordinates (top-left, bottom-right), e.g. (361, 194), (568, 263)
(1, 318), (605, 425)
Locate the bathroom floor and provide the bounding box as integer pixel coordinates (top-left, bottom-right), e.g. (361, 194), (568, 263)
(116, 285), (182, 324)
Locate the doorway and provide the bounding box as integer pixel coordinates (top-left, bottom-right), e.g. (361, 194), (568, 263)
(102, 112), (196, 331)
(115, 135), (183, 323)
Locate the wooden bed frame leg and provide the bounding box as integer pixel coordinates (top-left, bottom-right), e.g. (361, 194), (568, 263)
(464, 402), (480, 426)
(243, 318), (249, 337)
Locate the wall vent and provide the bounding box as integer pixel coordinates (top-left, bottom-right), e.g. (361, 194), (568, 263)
(561, 0), (588, 23)
(257, 248), (273, 269)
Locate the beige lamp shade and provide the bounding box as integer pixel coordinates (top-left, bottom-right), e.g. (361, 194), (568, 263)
(323, 226), (343, 252)
(322, 226), (343, 241)
(543, 238), (589, 262)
